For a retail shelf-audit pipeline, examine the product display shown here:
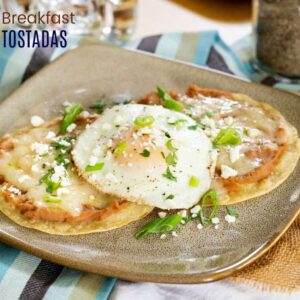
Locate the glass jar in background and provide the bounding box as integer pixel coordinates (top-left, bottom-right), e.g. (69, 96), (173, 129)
(253, 0), (300, 79)
(100, 0), (138, 44)
(32, 0), (103, 35)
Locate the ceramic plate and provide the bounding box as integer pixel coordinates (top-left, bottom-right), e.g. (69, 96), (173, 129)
(0, 44), (299, 283)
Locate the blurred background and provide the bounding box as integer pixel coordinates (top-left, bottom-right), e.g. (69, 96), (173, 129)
(0, 0), (252, 44)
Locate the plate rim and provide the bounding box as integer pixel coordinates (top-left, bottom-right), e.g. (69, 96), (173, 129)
(0, 44), (299, 283)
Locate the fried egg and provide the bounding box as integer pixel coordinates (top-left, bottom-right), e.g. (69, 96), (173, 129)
(73, 104), (213, 209)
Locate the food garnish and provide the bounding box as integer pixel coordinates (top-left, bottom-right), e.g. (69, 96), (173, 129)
(85, 163), (105, 172)
(135, 214), (182, 239)
(59, 103), (83, 135)
(156, 86), (183, 112)
(134, 115), (155, 127)
(213, 128), (241, 147)
(89, 99), (105, 114)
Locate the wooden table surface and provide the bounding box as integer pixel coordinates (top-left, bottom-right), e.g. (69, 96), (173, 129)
(134, 0), (252, 44)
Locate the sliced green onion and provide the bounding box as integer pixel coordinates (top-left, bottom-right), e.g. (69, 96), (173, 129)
(166, 194), (174, 200)
(135, 214), (182, 239)
(188, 123), (205, 131)
(39, 169), (61, 194)
(156, 86), (183, 112)
(213, 128), (241, 147)
(85, 162), (104, 172)
(59, 103), (83, 135)
(168, 119), (187, 129)
(140, 149), (150, 157)
(201, 190), (219, 221)
(189, 176), (200, 187)
(165, 139), (177, 152)
(162, 167), (177, 181)
(165, 132), (171, 138)
(89, 99), (105, 114)
(113, 141), (127, 156)
(202, 111), (214, 118)
(134, 115), (155, 127)
(226, 206), (239, 218)
(44, 194), (61, 204)
(165, 153), (177, 166)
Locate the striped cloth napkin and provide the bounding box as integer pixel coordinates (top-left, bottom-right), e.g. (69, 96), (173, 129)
(0, 30), (299, 300)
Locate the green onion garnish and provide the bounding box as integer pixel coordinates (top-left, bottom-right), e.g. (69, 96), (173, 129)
(135, 214), (182, 239)
(134, 115), (155, 127)
(162, 167), (177, 181)
(188, 123), (205, 131)
(156, 86), (183, 112)
(202, 112), (214, 118)
(165, 132), (171, 138)
(189, 176), (200, 187)
(201, 190), (219, 221)
(113, 141), (127, 156)
(226, 206), (239, 218)
(140, 149), (150, 157)
(39, 169), (61, 194)
(44, 194), (61, 204)
(165, 139), (177, 152)
(59, 103), (83, 135)
(165, 153), (177, 166)
(166, 194), (174, 200)
(213, 128), (241, 147)
(89, 99), (105, 114)
(168, 119), (187, 129)
(85, 163), (104, 172)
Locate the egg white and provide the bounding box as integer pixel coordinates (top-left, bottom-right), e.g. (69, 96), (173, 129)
(73, 104), (213, 209)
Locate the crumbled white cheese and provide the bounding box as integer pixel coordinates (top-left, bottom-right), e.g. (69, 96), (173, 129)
(214, 225), (219, 230)
(160, 234), (167, 240)
(180, 220), (186, 225)
(7, 185), (21, 195)
(211, 217), (220, 224)
(224, 116), (234, 126)
(190, 205), (201, 214)
(31, 116), (44, 127)
(114, 116), (124, 126)
(229, 147), (240, 163)
(201, 116), (215, 128)
(66, 123), (77, 133)
(59, 139), (71, 147)
(105, 172), (118, 183)
(31, 142), (49, 156)
(225, 214), (236, 223)
(31, 165), (39, 173)
(60, 177), (71, 187)
(107, 139), (113, 147)
(57, 187), (70, 196)
(101, 123), (112, 132)
(197, 223), (203, 230)
(18, 175), (30, 183)
(179, 210), (187, 218)
(172, 231), (178, 237)
(46, 131), (56, 140)
(92, 146), (102, 156)
(51, 165), (66, 183)
(80, 111), (90, 118)
(247, 128), (261, 138)
(158, 211), (167, 218)
(221, 165), (238, 179)
(88, 156), (98, 166)
(191, 213), (197, 218)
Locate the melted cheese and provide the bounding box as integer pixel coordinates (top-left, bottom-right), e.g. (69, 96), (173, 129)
(178, 94), (284, 177)
(0, 124), (114, 216)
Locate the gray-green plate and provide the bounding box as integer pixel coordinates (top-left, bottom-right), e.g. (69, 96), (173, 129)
(0, 44), (299, 283)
